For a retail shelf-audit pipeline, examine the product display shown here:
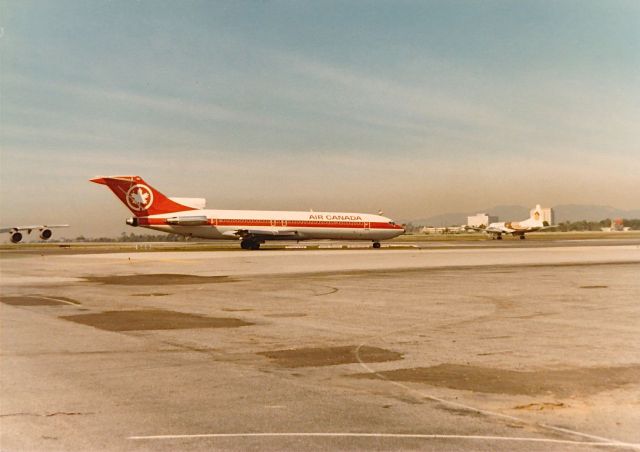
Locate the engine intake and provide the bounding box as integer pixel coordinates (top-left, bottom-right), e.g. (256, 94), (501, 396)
(40, 229), (53, 240)
(10, 232), (23, 243)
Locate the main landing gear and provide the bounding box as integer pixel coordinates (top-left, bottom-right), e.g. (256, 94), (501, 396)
(240, 239), (261, 250)
(372, 241), (381, 249)
(519, 235), (526, 240)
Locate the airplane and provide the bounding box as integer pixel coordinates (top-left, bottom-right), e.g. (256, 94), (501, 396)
(465, 205), (554, 240)
(1, 224), (69, 243)
(90, 175), (405, 249)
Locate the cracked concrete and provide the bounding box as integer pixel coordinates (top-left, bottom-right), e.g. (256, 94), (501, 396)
(1, 243), (639, 451)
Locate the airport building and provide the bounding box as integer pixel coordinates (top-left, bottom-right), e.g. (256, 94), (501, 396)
(467, 213), (498, 228)
(531, 206), (554, 224)
(421, 226), (466, 234)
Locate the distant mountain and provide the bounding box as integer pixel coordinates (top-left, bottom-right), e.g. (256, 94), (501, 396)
(553, 205), (640, 223)
(407, 204), (640, 226)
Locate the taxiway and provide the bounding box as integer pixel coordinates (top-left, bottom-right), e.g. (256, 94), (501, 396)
(1, 240), (639, 451)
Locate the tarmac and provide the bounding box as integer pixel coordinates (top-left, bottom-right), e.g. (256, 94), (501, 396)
(1, 239), (639, 451)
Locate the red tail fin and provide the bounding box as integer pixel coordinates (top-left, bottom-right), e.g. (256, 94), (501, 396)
(90, 175), (195, 216)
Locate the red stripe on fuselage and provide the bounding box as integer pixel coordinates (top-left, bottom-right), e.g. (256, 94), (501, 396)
(136, 218), (402, 230)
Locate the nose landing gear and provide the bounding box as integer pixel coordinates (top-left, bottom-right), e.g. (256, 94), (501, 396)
(372, 241), (381, 249)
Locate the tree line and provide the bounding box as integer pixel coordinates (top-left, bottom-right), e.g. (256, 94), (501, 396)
(553, 219), (640, 232)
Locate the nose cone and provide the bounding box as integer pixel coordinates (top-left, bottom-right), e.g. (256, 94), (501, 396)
(90, 177), (107, 185)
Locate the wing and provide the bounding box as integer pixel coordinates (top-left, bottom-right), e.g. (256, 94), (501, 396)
(1, 224), (69, 233)
(485, 226), (508, 234)
(466, 225), (510, 234)
(222, 229), (300, 240)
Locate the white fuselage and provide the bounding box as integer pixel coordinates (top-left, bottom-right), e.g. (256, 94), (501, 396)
(134, 209), (405, 241)
(487, 217), (546, 234)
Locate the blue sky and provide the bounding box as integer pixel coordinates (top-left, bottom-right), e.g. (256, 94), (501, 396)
(1, 1), (639, 236)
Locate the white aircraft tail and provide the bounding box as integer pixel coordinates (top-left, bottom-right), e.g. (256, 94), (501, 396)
(522, 204), (548, 228)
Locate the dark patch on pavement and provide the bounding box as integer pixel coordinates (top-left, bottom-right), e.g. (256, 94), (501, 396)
(514, 402), (565, 411)
(352, 363), (640, 397)
(259, 345), (402, 368)
(130, 293), (171, 297)
(222, 308), (254, 312)
(84, 274), (231, 286)
(580, 285), (609, 289)
(264, 313), (308, 318)
(61, 309), (253, 331)
(0, 295), (80, 306)
(437, 405), (483, 417)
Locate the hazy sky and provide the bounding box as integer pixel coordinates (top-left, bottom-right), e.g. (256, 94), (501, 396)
(1, 0), (639, 237)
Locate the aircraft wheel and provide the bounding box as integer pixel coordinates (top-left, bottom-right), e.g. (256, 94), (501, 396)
(240, 240), (251, 250)
(519, 235), (526, 240)
(496, 235), (503, 240)
(372, 242), (381, 249)
(250, 241), (261, 250)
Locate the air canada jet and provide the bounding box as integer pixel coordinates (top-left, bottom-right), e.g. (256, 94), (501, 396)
(1, 225), (69, 243)
(90, 175), (405, 249)
(466, 205), (554, 240)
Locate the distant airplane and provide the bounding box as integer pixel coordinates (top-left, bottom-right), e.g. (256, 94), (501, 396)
(466, 205), (554, 240)
(1, 225), (69, 243)
(90, 175), (405, 249)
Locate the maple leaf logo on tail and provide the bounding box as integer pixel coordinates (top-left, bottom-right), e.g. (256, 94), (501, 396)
(90, 175), (196, 216)
(125, 184), (154, 211)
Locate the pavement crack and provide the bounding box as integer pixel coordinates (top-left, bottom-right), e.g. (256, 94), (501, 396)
(311, 285), (339, 296)
(0, 411), (94, 418)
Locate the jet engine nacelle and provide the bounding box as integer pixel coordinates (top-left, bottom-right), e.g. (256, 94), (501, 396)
(10, 232), (23, 243)
(40, 229), (53, 240)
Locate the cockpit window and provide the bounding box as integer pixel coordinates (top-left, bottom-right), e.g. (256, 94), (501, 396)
(389, 221), (395, 225)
